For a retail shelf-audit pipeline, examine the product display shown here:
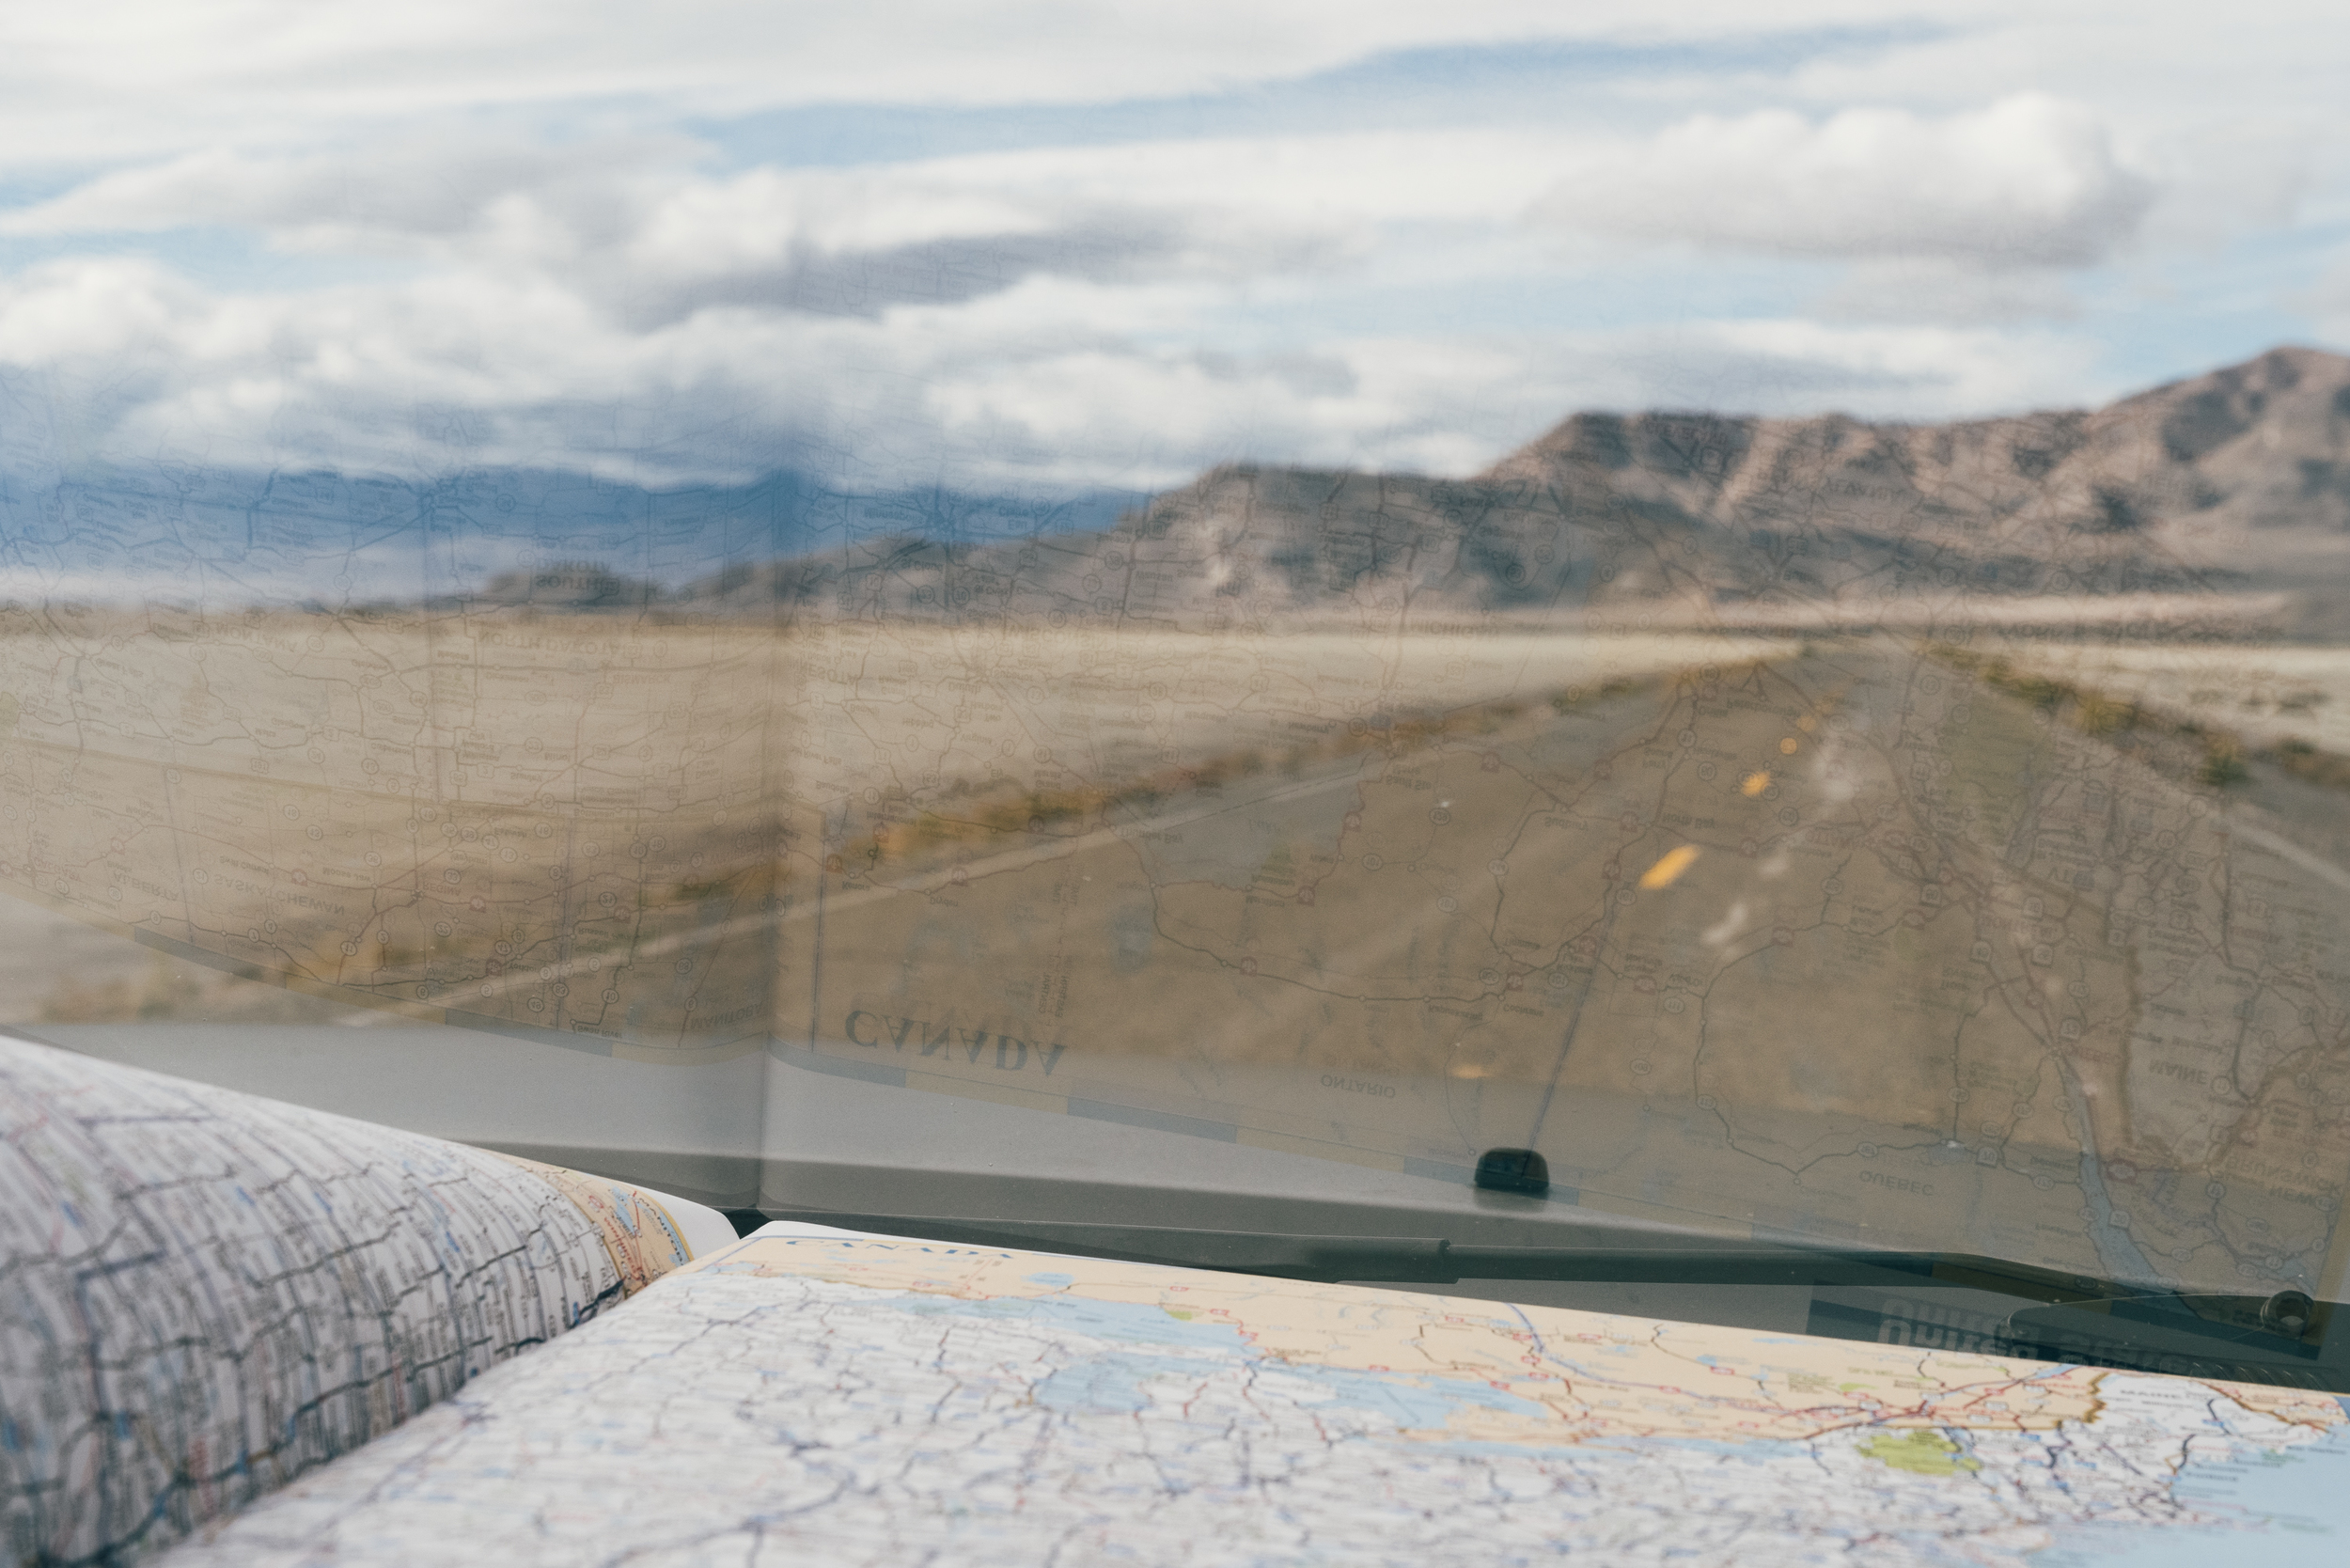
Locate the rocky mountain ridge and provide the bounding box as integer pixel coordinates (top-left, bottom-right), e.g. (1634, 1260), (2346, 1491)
(653, 345), (2350, 637)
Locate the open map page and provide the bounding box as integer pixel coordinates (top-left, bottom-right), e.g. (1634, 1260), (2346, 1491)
(160, 1223), (2350, 1568)
(0, 1037), (718, 1563)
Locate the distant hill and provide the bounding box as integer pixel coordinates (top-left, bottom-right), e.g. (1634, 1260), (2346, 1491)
(0, 460), (1141, 612)
(467, 561), (665, 611)
(670, 346), (2350, 638)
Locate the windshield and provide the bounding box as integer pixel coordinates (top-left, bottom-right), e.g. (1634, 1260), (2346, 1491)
(5, 8), (2347, 1337)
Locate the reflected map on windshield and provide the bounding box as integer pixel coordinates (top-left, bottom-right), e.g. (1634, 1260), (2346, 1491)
(6, 348), (2350, 1307)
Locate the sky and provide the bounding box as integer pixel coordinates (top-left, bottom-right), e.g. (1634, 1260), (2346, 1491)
(0, 1), (2345, 496)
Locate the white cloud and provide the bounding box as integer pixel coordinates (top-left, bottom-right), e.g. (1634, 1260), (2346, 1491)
(0, 96), (2206, 348)
(0, 236), (2113, 495)
(1811, 259), (2082, 325)
(0, 1), (1981, 165)
(1, 124), (1579, 254)
(1614, 318), (2112, 419)
(1534, 94), (2154, 267)
(0, 80), (2183, 496)
(0, 133), (1384, 329)
(0, 137), (683, 251)
(0, 7), (2333, 497)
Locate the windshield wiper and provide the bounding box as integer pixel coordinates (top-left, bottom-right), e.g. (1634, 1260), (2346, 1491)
(763, 1208), (2350, 1392)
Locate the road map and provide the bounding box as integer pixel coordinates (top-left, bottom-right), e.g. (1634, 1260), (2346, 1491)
(0, 1036), (697, 1564)
(156, 1224), (2350, 1567)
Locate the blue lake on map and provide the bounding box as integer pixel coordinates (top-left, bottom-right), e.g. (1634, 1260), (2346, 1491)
(901, 1289), (1551, 1428)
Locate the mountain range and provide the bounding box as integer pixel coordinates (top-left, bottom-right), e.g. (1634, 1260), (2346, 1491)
(651, 346), (2350, 639)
